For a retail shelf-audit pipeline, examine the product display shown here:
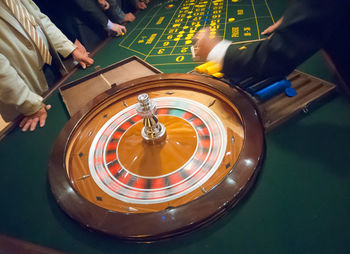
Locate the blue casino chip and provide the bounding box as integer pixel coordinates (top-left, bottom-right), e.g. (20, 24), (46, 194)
(285, 87), (297, 97)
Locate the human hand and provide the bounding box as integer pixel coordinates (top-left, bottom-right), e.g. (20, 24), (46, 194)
(19, 104), (51, 132)
(72, 39), (94, 69)
(137, 1), (147, 10)
(111, 23), (127, 36)
(124, 13), (135, 23)
(97, 0), (110, 10)
(261, 17), (283, 35)
(192, 28), (221, 61)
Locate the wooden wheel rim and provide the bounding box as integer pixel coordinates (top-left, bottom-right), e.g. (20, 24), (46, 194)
(49, 73), (264, 241)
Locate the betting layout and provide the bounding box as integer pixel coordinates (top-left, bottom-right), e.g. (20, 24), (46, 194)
(119, 0), (275, 68)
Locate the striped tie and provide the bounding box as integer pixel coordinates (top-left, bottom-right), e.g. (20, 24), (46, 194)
(4, 0), (52, 65)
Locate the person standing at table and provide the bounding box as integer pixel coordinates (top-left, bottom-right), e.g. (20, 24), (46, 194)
(68, 0), (127, 38)
(0, 0), (94, 132)
(97, 0), (135, 24)
(192, 0), (350, 96)
(33, 0), (127, 51)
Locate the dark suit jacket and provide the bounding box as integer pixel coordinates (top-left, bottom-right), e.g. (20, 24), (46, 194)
(223, 0), (350, 94)
(35, 0), (110, 51)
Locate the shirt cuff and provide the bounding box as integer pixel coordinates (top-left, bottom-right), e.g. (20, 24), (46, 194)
(107, 20), (114, 30)
(207, 40), (232, 65)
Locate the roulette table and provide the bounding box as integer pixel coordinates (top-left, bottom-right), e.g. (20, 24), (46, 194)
(117, 0), (275, 70)
(0, 0), (350, 253)
(91, 0), (279, 74)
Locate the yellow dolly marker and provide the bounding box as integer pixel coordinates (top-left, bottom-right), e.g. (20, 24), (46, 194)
(194, 61), (216, 73)
(212, 72), (224, 78)
(205, 63), (222, 75)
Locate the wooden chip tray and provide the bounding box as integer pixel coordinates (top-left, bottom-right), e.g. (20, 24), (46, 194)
(59, 56), (162, 116)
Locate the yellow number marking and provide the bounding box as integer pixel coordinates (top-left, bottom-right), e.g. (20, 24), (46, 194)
(176, 56), (184, 62)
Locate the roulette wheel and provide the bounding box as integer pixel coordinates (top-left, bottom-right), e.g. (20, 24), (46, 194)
(49, 73), (264, 241)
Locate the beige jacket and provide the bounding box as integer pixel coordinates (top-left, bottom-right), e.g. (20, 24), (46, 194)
(0, 0), (76, 121)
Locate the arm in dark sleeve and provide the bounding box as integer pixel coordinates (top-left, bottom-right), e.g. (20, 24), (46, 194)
(222, 0), (343, 85)
(106, 0), (125, 24)
(71, 0), (109, 30)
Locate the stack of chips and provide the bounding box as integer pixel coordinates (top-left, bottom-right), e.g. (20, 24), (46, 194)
(194, 61), (224, 78)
